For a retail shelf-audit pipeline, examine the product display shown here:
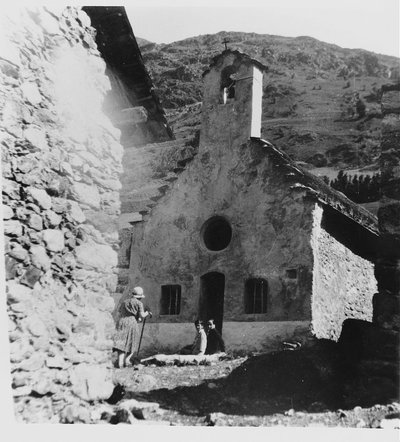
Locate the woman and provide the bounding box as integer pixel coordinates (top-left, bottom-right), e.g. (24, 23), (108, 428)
(113, 286), (151, 368)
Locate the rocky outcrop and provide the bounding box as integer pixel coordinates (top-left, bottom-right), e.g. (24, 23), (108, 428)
(1, 6), (123, 422)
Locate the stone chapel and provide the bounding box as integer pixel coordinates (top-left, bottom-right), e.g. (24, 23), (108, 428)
(118, 50), (379, 354)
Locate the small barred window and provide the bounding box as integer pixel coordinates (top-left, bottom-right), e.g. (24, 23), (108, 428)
(160, 285), (181, 315)
(244, 278), (268, 314)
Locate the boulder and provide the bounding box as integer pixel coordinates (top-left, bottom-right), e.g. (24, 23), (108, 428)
(110, 408), (135, 425)
(46, 355), (70, 369)
(18, 352), (45, 371)
(26, 203), (40, 214)
(7, 281), (32, 303)
(32, 336), (51, 352)
(69, 364), (114, 401)
(42, 229), (65, 252)
(9, 339), (32, 363)
(15, 156), (37, 174)
(8, 243), (28, 261)
(3, 205), (14, 220)
(46, 175), (70, 197)
(20, 266), (42, 288)
(63, 345), (86, 364)
(67, 200), (86, 223)
(24, 125), (49, 150)
(206, 412), (229, 426)
(43, 210), (62, 227)
(2, 178), (20, 199)
(30, 245), (51, 271)
(90, 404), (115, 423)
(21, 82), (42, 105)
(27, 213), (43, 231)
(118, 399), (160, 420)
(25, 314), (48, 337)
(15, 206), (28, 221)
(13, 386), (32, 397)
(77, 9), (91, 27)
(51, 197), (69, 214)
(69, 182), (101, 209)
(5, 256), (19, 280)
(38, 9), (62, 35)
(60, 161), (73, 176)
(75, 243), (118, 271)
(9, 299), (34, 314)
(4, 220), (23, 236)
(31, 378), (56, 396)
(60, 404), (92, 424)
(12, 371), (31, 387)
(26, 187), (52, 210)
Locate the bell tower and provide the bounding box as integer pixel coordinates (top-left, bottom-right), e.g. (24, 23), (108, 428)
(200, 50), (267, 148)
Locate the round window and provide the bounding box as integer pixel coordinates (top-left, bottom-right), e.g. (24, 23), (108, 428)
(202, 216), (232, 251)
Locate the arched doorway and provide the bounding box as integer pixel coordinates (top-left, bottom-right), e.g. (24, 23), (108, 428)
(199, 272), (225, 333)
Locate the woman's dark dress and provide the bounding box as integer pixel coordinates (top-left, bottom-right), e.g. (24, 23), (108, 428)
(113, 297), (145, 353)
(205, 328), (225, 354)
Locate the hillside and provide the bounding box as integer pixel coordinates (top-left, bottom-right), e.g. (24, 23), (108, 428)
(138, 31), (399, 178)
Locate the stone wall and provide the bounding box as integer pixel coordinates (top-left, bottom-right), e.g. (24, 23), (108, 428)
(311, 204), (377, 340)
(1, 6), (123, 422)
(139, 321), (311, 356)
(375, 79), (400, 299)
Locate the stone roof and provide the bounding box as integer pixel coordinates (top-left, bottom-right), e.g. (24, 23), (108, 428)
(251, 138), (379, 235)
(202, 49), (268, 77)
(82, 6), (173, 140)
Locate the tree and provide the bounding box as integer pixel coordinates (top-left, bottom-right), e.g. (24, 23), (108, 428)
(330, 171), (381, 203)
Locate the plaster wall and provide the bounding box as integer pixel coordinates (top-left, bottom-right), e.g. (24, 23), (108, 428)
(127, 143), (315, 323)
(139, 321), (312, 356)
(251, 67), (263, 138)
(311, 204), (377, 340)
(123, 54), (316, 354)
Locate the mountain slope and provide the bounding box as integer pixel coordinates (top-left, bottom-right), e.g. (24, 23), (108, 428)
(138, 31), (399, 176)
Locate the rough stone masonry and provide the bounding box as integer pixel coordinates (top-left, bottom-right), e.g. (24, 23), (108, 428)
(1, 6), (124, 422)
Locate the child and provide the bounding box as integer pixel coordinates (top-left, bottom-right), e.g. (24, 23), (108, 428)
(205, 319), (225, 354)
(180, 319), (207, 355)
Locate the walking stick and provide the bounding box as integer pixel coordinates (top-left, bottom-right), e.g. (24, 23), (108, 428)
(136, 317), (147, 358)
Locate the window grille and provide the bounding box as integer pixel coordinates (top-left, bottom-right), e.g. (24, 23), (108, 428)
(161, 285), (181, 315)
(244, 278), (268, 314)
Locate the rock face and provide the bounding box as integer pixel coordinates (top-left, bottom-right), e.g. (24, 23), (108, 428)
(1, 6), (123, 423)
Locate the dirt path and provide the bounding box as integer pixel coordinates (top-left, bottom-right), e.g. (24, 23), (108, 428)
(112, 351), (400, 427)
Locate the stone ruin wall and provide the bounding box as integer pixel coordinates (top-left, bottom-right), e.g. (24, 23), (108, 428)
(375, 77), (400, 315)
(310, 204), (377, 341)
(1, 6), (124, 422)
